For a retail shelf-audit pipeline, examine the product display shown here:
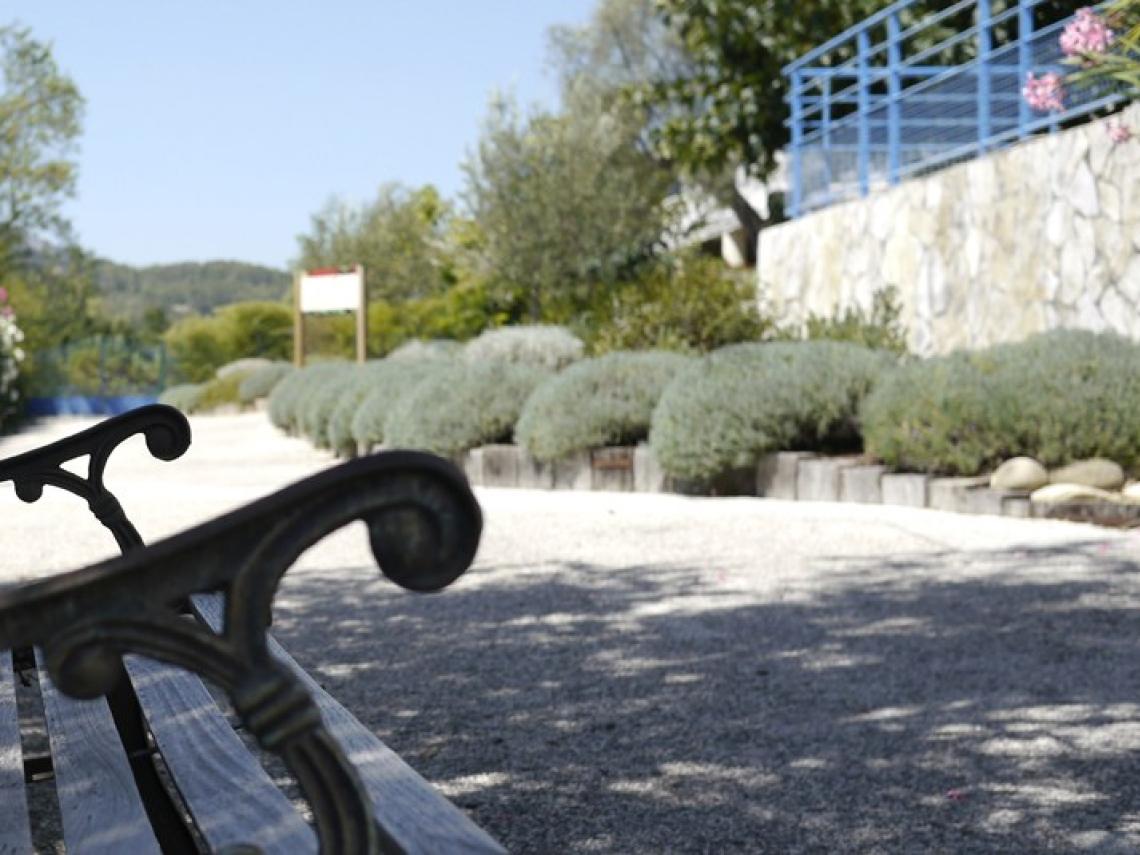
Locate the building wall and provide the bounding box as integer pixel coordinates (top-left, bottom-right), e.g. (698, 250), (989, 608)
(757, 103), (1140, 356)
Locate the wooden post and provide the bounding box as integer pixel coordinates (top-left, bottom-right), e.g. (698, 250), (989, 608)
(355, 264), (367, 364)
(293, 271), (305, 367)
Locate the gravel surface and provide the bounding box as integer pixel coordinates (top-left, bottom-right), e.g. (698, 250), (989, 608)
(3, 413), (1140, 853)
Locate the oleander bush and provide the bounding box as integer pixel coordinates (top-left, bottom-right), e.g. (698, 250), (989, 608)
(267, 361), (350, 434)
(516, 350), (692, 461)
(239, 361), (294, 403)
(462, 325), (583, 370)
(158, 383), (205, 413)
(862, 329), (1140, 475)
(384, 362), (551, 457)
(349, 360), (452, 450)
(650, 341), (895, 481)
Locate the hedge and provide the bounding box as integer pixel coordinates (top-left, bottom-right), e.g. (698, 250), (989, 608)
(158, 383), (204, 413)
(650, 341), (894, 481)
(516, 350), (692, 461)
(462, 325), (583, 371)
(383, 362), (551, 457)
(297, 363), (369, 447)
(239, 361), (294, 404)
(862, 329), (1140, 475)
(267, 361), (350, 434)
(349, 360), (451, 450)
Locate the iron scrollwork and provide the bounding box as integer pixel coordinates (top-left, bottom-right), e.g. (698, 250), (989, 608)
(0, 405), (484, 854)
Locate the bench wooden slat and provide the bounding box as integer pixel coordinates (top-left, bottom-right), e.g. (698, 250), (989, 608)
(34, 649), (161, 855)
(125, 654), (318, 854)
(0, 650), (32, 855)
(192, 594), (506, 855)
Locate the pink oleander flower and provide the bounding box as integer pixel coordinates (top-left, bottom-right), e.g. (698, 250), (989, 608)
(1023, 72), (1066, 112)
(0, 287), (7, 302)
(1108, 120), (1133, 144)
(1060, 8), (1115, 57)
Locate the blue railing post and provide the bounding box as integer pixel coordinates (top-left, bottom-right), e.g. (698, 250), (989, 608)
(857, 29), (871, 196)
(977, 0), (993, 154)
(822, 77), (832, 204)
(790, 70), (804, 218)
(1018, 0), (1034, 139)
(887, 12), (902, 184)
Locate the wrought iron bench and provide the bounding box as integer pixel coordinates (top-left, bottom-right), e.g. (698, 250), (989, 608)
(0, 405), (505, 854)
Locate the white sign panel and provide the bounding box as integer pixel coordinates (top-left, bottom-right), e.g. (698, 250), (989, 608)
(299, 269), (362, 313)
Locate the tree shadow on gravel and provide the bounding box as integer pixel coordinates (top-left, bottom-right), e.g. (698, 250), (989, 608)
(268, 539), (1140, 854)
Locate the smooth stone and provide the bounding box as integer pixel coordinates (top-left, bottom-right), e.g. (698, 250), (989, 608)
(989, 456), (1048, 491)
(1124, 482), (1140, 502)
(1030, 483), (1121, 504)
(1048, 458), (1125, 490)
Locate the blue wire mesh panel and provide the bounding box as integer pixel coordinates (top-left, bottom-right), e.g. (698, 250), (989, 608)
(784, 0), (1127, 217)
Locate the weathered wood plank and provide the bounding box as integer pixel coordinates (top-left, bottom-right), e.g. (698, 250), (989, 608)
(0, 650), (32, 855)
(192, 594), (506, 855)
(125, 654), (317, 854)
(34, 649), (161, 855)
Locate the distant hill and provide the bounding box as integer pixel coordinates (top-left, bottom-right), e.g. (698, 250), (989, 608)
(94, 259), (291, 320)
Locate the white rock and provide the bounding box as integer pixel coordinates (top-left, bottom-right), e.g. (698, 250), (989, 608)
(990, 457), (1048, 491)
(1048, 458), (1125, 490)
(1030, 483), (1120, 504)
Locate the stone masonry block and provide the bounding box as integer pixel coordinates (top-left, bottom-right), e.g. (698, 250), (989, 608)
(796, 456), (861, 502)
(928, 476), (991, 513)
(553, 451), (592, 490)
(517, 448), (554, 489)
(481, 444), (519, 488)
(840, 465), (887, 504)
(881, 474), (930, 508)
(634, 444), (668, 493)
(756, 452), (814, 499)
(463, 448), (484, 486)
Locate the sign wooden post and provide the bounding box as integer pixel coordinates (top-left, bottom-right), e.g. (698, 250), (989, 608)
(294, 265), (367, 366)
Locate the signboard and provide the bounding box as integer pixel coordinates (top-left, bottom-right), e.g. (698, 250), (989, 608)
(299, 268), (363, 313)
(293, 265), (367, 365)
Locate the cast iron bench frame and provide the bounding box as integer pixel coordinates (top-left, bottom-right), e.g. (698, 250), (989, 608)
(0, 405), (505, 854)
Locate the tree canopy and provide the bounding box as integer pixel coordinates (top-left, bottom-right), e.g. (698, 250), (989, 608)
(0, 24), (83, 271)
(295, 183), (454, 303)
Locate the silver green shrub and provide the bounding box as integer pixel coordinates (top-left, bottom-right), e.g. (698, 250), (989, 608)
(650, 341), (894, 481)
(158, 383), (205, 413)
(239, 361), (294, 404)
(383, 362), (551, 457)
(862, 329), (1140, 475)
(516, 350), (692, 461)
(462, 325), (583, 371)
(387, 338), (461, 362)
(349, 361), (451, 449)
(297, 363), (370, 448)
(324, 360), (409, 456)
(267, 361), (349, 434)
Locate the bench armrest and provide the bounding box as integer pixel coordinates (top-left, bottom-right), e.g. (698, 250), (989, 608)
(0, 450), (483, 854)
(0, 405), (191, 551)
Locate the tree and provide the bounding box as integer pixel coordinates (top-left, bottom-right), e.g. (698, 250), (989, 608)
(0, 25), (84, 272)
(295, 183), (454, 303)
(462, 90), (672, 321)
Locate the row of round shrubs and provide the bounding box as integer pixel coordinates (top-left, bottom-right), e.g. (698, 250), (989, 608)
(180, 325), (1140, 485)
(260, 325), (898, 484)
(159, 360), (295, 414)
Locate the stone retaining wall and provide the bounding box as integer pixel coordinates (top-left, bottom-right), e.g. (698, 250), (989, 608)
(758, 102), (1140, 356)
(455, 444), (1138, 525)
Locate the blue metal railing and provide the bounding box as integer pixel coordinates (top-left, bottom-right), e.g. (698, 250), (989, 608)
(783, 0), (1126, 218)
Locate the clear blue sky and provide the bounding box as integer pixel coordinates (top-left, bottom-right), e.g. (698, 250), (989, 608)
(7, 1), (597, 269)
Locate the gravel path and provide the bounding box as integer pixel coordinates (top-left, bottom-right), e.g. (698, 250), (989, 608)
(3, 413), (1140, 853)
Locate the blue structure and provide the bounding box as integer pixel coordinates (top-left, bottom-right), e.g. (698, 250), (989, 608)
(783, 0), (1127, 218)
